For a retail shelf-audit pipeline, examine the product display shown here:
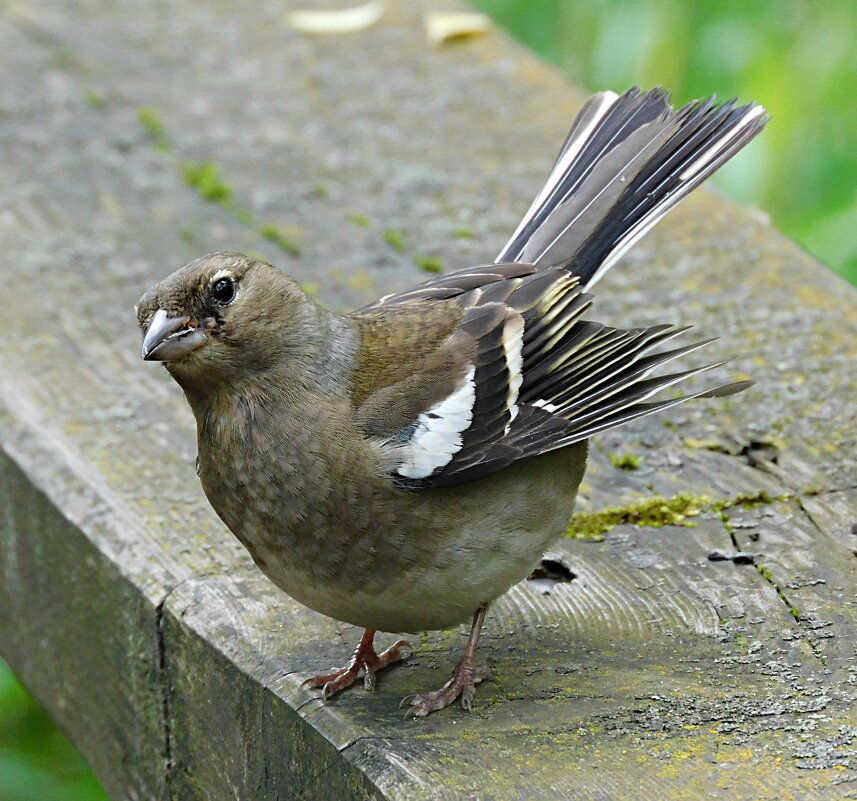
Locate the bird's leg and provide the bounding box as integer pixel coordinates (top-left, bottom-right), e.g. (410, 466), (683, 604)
(402, 605), (490, 717)
(302, 628), (411, 700)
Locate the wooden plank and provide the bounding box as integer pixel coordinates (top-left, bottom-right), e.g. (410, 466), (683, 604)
(0, 0), (854, 798)
(164, 517), (848, 799)
(0, 452), (168, 799)
(724, 493), (857, 674)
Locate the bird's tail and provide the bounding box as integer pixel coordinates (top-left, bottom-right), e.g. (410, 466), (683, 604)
(496, 87), (768, 289)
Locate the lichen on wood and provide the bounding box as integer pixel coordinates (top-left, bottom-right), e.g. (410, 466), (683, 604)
(0, 0), (855, 799)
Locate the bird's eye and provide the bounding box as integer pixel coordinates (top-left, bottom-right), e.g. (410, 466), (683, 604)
(210, 276), (237, 305)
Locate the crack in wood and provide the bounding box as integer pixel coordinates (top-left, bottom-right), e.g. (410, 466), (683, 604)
(154, 595), (175, 789)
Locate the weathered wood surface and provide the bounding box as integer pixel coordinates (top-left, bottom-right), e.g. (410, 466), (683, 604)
(0, 1), (855, 799)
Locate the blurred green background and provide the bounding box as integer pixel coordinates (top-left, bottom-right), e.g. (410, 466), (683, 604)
(472, 0), (857, 284)
(2, 2), (855, 800)
(0, 666), (108, 801)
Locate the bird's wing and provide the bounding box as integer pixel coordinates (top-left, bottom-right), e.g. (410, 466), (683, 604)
(349, 266), (748, 490)
(348, 88), (765, 490)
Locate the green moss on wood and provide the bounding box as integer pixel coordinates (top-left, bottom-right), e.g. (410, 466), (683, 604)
(683, 437), (733, 454)
(609, 453), (641, 471)
(134, 111), (307, 259)
(382, 229), (407, 253)
(414, 256), (443, 273)
(347, 212), (372, 228)
(710, 488), (819, 515)
(182, 160), (232, 203)
(565, 493), (706, 541)
(723, 490), (782, 510)
(83, 87), (106, 109)
(138, 106), (171, 151)
(565, 486), (820, 542)
(259, 223), (301, 256)
(137, 106), (166, 138)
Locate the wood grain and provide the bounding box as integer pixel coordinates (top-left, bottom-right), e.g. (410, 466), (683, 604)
(0, 0), (854, 798)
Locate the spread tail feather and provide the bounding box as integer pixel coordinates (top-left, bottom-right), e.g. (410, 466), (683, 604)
(497, 87), (769, 288)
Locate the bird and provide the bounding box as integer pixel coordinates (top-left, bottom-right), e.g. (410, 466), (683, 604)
(137, 87), (768, 716)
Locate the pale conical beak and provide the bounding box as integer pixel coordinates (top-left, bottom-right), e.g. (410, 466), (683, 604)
(141, 309), (208, 361)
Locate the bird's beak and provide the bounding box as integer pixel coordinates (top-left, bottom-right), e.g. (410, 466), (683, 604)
(141, 309), (208, 361)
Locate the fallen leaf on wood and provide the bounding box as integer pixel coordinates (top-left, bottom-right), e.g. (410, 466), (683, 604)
(423, 11), (491, 46)
(285, 1), (384, 35)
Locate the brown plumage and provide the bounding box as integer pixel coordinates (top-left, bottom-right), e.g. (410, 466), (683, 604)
(137, 88), (767, 715)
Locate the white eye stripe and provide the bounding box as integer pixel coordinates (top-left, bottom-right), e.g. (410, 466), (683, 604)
(210, 269), (236, 286)
(394, 366), (476, 479)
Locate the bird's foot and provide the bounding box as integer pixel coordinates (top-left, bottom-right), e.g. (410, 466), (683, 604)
(401, 655), (490, 717)
(303, 633), (411, 700)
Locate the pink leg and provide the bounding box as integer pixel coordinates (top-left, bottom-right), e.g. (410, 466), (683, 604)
(402, 605), (490, 717)
(302, 629), (411, 700)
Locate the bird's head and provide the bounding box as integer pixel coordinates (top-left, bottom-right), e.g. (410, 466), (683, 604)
(136, 251), (315, 389)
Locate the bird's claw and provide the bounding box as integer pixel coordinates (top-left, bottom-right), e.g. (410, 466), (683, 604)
(303, 636), (411, 701)
(401, 657), (489, 717)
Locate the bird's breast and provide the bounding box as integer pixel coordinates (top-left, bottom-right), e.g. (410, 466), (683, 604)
(195, 390), (392, 581)
(193, 389), (588, 633)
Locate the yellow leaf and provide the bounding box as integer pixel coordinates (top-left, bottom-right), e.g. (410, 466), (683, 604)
(423, 11), (491, 46)
(285, 1), (384, 35)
